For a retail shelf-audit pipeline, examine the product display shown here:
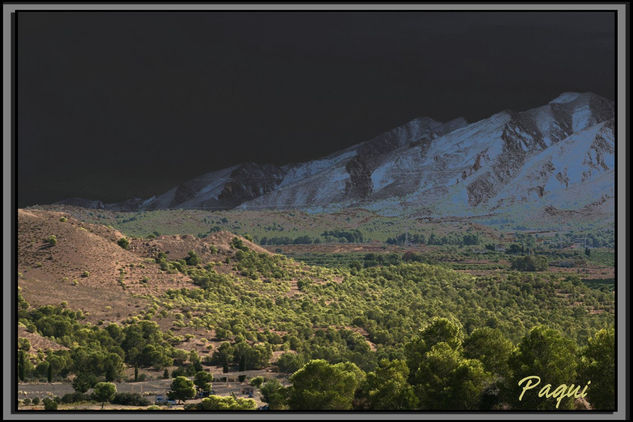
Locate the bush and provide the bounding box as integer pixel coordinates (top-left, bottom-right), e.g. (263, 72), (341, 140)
(43, 397), (57, 410)
(185, 251), (200, 266)
(22, 398), (31, 405)
(111, 392), (150, 406)
(46, 235), (57, 246)
(117, 237), (130, 249)
(61, 392), (90, 404)
(250, 376), (265, 388)
(32, 397), (40, 405)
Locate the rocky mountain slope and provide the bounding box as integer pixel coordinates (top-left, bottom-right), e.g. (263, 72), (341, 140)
(57, 92), (615, 222)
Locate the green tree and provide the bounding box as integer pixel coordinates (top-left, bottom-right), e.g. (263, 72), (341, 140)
(420, 317), (464, 352)
(18, 351), (27, 381)
(354, 359), (418, 410)
(72, 373), (97, 393)
(405, 317), (465, 383)
(194, 371), (213, 393)
(168, 376), (196, 404)
(93, 382), (117, 409)
(288, 359), (365, 410)
(412, 342), (490, 410)
(579, 328), (614, 410)
(508, 326), (579, 410)
(260, 378), (288, 410)
(275, 352), (305, 374)
(463, 327), (514, 377)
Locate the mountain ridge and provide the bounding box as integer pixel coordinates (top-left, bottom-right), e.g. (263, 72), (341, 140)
(54, 92), (615, 223)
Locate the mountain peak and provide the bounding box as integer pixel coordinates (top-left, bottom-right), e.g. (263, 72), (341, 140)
(549, 92), (582, 104)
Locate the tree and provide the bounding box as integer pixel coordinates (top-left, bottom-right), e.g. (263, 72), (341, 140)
(18, 350), (26, 381)
(508, 326), (579, 410)
(411, 342), (491, 410)
(405, 317), (464, 381)
(354, 359), (418, 410)
(72, 373), (97, 393)
(275, 352), (305, 374)
(92, 382), (117, 409)
(288, 359), (365, 410)
(194, 371), (213, 393)
(579, 328), (614, 410)
(168, 376), (196, 404)
(420, 317), (464, 352)
(260, 378), (288, 410)
(463, 327), (514, 377)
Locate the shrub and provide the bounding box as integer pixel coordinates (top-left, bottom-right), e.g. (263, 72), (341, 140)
(22, 398), (31, 405)
(231, 237), (248, 251)
(61, 392), (90, 404)
(46, 235), (57, 246)
(117, 237), (130, 249)
(32, 397), (40, 405)
(111, 392), (150, 406)
(43, 397), (57, 410)
(250, 376), (265, 388)
(81, 271), (90, 278)
(59, 217), (67, 222)
(185, 251), (200, 266)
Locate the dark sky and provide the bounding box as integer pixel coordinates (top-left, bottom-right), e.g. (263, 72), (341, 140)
(17, 11), (615, 206)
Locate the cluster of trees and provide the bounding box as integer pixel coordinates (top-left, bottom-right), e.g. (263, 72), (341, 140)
(16, 294), (202, 390)
(159, 259), (613, 376)
(360, 253), (403, 268)
(232, 249), (291, 280)
(253, 320), (614, 411)
(17, 230), (615, 411)
(209, 340), (272, 371)
(321, 229), (364, 243)
(386, 232), (481, 246)
(511, 255), (548, 272)
(259, 236), (321, 245)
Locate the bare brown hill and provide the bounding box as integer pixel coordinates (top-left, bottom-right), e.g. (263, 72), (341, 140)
(17, 209), (262, 325)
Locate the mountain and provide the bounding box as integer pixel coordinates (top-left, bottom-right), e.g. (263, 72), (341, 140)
(56, 92), (615, 223)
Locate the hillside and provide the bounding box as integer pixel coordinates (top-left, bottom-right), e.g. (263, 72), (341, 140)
(17, 208), (615, 410)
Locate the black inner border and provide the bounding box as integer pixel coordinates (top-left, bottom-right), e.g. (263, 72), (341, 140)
(10, 5), (629, 418)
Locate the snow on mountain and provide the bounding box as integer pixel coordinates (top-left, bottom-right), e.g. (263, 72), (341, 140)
(56, 92), (615, 224)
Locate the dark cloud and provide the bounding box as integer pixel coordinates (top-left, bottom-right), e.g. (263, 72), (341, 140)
(17, 11), (615, 206)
